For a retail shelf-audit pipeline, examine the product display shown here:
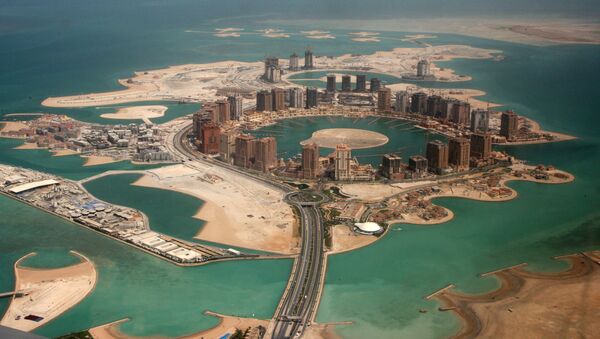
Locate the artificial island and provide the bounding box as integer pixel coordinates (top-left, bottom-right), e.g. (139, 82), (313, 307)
(0, 41), (585, 339)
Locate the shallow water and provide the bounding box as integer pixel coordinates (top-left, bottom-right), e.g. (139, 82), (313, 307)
(0, 1), (599, 337)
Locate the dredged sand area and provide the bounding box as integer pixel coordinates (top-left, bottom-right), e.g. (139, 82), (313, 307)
(429, 251), (600, 338)
(300, 128), (389, 149)
(0, 251), (97, 332)
(41, 44), (500, 108)
(81, 155), (121, 167)
(99, 105), (167, 122)
(131, 164), (298, 254)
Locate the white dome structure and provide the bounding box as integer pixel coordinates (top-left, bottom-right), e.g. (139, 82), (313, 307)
(354, 222), (383, 235)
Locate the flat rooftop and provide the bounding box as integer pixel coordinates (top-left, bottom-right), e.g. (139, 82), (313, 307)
(9, 179), (59, 194)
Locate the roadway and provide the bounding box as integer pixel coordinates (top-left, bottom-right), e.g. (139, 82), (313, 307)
(271, 192), (326, 339)
(169, 121), (327, 338)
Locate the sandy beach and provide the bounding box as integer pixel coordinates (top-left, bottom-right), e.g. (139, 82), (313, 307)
(99, 105), (167, 122)
(270, 18), (600, 46)
(13, 142), (44, 150)
(431, 251), (600, 338)
(132, 164), (298, 254)
(0, 251), (97, 332)
(52, 149), (80, 157)
(42, 44), (499, 109)
(89, 312), (270, 339)
(81, 155), (120, 166)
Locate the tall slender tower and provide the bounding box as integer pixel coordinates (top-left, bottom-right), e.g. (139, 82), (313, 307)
(303, 47), (314, 69)
(302, 143), (320, 179)
(334, 144), (352, 181)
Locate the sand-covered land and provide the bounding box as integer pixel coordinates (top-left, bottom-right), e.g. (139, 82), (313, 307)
(52, 149), (80, 157)
(0, 121), (28, 134)
(81, 155), (120, 167)
(185, 312), (270, 339)
(132, 164), (298, 254)
(89, 312), (270, 339)
(329, 224), (378, 254)
(99, 105), (167, 123)
(431, 251), (600, 338)
(13, 142), (45, 150)
(300, 128), (389, 150)
(504, 115), (577, 145)
(42, 44), (501, 109)
(337, 182), (405, 202)
(331, 165), (573, 251)
(0, 251), (97, 332)
(271, 18), (600, 46)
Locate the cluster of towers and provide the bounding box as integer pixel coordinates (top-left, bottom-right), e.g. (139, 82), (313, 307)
(255, 87), (318, 112)
(380, 132), (493, 181)
(263, 48), (314, 83)
(386, 91), (519, 140)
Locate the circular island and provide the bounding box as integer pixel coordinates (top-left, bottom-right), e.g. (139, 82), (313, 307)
(300, 128), (389, 149)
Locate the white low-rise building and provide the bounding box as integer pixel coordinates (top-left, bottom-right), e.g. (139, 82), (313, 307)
(354, 222), (383, 235)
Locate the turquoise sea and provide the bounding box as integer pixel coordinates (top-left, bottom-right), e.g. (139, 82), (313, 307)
(1, 1), (600, 338)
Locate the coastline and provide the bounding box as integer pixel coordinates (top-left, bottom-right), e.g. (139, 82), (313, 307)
(88, 311), (271, 339)
(429, 251), (600, 338)
(0, 251), (97, 332)
(81, 155), (121, 167)
(99, 105), (168, 122)
(326, 167), (574, 255)
(41, 45), (499, 109)
(131, 165), (299, 255)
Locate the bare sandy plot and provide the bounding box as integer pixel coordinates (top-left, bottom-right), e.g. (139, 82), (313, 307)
(81, 155), (119, 167)
(13, 142), (44, 150)
(52, 149), (80, 157)
(42, 45), (500, 109)
(100, 105), (167, 121)
(300, 128), (388, 150)
(0, 121), (28, 133)
(337, 183), (403, 202)
(133, 164), (298, 254)
(0, 251), (97, 332)
(433, 252), (600, 338)
(329, 224), (378, 254)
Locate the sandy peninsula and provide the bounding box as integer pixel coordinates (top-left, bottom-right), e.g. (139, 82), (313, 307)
(329, 224), (380, 254)
(132, 164), (298, 254)
(430, 251), (600, 338)
(99, 105), (167, 123)
(51, 149), (80, 157)
(271, 18), (600, 46)
(13, 142), (44, 150)
(326, 165), (573, 253)
(350, 31), (381, 42)
(0, 251), (97, 332)
(42, 44), (500, 109)
(89, 312), (270, 339)
(81, 155), (120, 167)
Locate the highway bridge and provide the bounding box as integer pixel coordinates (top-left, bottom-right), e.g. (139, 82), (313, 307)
(170, 121), (328, 338)
(271, 192), (326, 339)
